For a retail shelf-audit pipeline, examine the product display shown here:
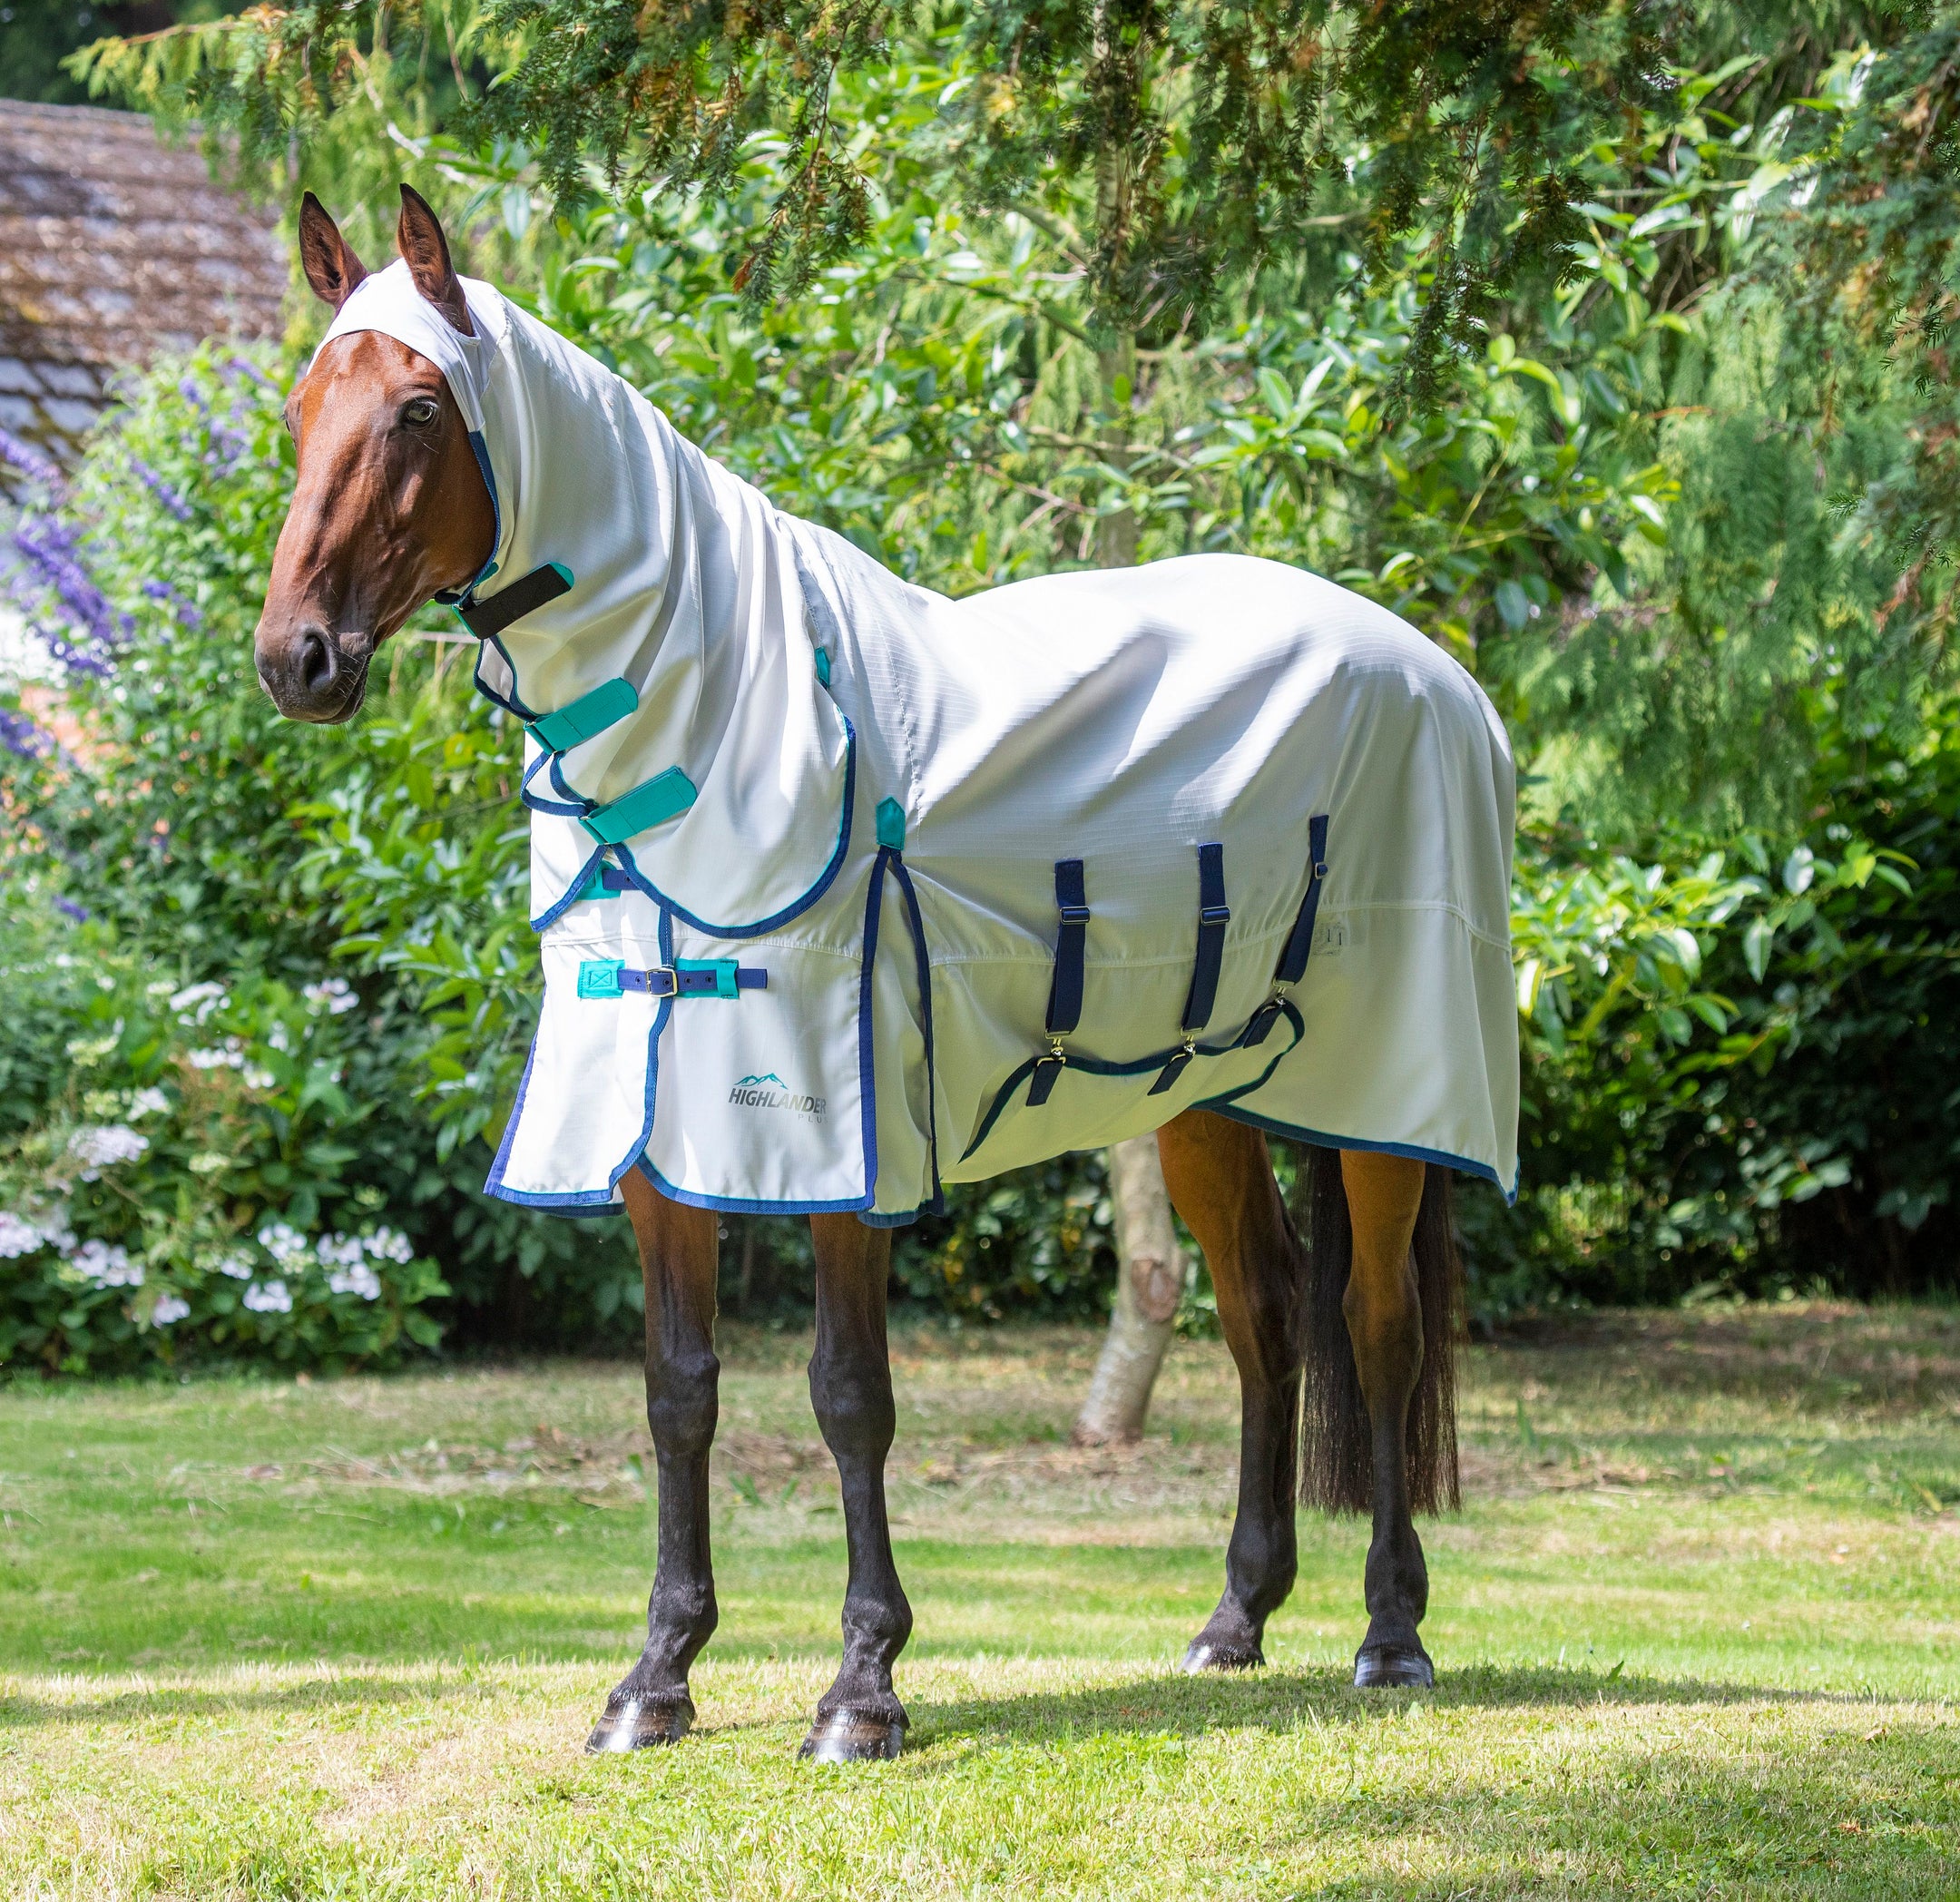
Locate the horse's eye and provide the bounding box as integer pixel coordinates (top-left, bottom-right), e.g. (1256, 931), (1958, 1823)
(402, 397), (440, 428)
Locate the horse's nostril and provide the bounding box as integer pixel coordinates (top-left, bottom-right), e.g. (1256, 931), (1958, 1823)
(298, 628), (338, 694)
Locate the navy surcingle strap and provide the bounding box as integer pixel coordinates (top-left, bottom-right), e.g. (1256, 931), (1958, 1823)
(1153, 843), (1229, 1094)
(1029, 858), (1089, 1106)
(1241, 813), (1330, 1048)
(1046, 859), (1089, 1036)
(456, 562), (573, 642)
(1181, 842), (1230, 1034)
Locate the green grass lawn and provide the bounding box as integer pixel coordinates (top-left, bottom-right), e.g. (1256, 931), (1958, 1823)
(1, 1303), (1955, 1897)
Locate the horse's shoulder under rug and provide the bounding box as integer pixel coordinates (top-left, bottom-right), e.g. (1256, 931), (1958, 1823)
(319, 264), (1520, 1223)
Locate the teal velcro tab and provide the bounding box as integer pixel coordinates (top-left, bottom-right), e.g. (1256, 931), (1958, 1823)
(814, 647), (831, 687)
(675, 957), (739, 1000)
(576, 958), (625, 999)
(581, 766), (699, 845)
(528, 676), (638, 754)
(875, 797), (906, 851)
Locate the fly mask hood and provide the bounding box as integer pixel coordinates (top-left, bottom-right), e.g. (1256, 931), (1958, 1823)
(317, 260), (853, 934)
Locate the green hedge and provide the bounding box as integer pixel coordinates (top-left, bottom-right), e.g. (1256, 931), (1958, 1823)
(1, 325), (1952, 1372)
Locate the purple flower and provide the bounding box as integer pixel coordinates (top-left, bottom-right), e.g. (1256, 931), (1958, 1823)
(141, 577), (202, 630)
(129, 457), (194, 524)
(12, 513), (128, 670)
(54, 896), (89, 921)
(0, 427), (64, 494)
(0, 705), (51, 760)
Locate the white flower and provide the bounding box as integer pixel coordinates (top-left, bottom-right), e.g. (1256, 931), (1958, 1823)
(212, 1251), (254, 1279)
(255, 1222), (312, 1271)
(328, 1261), (382, 1301)
(362, 1226), (416, 1265)
(242, 1066), (277, 1092)
(126, 1087), (171, 1119)
(267, 1022), (292, 1054)
(151, 1292), (191, 1326)
(0, 1211), (42, 1259)
(303, 978), (358, 1015)
(67, 1123), (150, 1180)
(73, 1239), (142, 1288)
(242, 1279), (291, 1314)
(186, 1042), (246, 1071)
(315, 1232), (365, 1269)
(38, 1209), (75, 1253)
(170, 981), (228, 1025)
(145, 979), (176, 998)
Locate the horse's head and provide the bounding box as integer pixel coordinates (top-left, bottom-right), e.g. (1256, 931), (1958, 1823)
(254, 187), (497, 723)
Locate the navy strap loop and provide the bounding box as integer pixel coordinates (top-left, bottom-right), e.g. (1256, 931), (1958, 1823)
(1045, 858), (1089, 1036)
(1149, 1044), (1197, 1095)
(1181, 842), (1229, 1034)
(1239, 998), (1286, 1048)
(1274, 814), (1331, 986)
(455, 562), (573, 642)
(1026, 1052), (1065, 1106)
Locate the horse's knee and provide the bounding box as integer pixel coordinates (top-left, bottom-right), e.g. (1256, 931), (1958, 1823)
(647, 1348), (720, 1458)
(808, 1359), (895, 1461)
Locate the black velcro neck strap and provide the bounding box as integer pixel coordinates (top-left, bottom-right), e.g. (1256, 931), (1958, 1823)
(456, 562), (573, 642)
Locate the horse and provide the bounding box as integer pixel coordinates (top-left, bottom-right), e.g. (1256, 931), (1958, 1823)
(252, 185), (1519, 1763)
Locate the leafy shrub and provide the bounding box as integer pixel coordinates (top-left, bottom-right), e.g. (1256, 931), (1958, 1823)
(0, 897), (446, 1373)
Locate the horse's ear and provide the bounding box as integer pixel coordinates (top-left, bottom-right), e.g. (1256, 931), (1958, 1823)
(397, 183), (474, 337)
(298, 192), (368, 310)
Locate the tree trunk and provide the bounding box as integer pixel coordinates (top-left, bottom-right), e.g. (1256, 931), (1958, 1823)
(1074, 1132), (1187, 1445)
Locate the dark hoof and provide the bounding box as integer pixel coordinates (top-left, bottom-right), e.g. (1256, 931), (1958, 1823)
(1181, 1638), (1264, 1674)
(586, 1694), (694, 1751)
(1354, 1643), (1434, 1690)
(798, 1711), (906, 1763)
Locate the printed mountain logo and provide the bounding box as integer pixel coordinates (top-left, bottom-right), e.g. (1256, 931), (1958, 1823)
(730, 1073), (827, 1121)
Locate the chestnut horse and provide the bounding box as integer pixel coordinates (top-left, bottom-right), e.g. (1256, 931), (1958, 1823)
(255, 187), (1465, 1761)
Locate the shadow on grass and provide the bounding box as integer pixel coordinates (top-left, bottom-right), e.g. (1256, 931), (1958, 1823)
(1, 1656), (1901, 1740)
(905, 1661), (1911, 1751)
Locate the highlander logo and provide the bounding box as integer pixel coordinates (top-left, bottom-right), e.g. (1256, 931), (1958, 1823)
(730, 1073), (827, 1121)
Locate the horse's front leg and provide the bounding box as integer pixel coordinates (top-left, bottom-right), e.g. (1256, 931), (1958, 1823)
(1339, 1149), (1433, 1688)
(799, 1211), (912, 1761)
(1157, 1109), (1304, 1671)
(587, 1172), (721, 1750)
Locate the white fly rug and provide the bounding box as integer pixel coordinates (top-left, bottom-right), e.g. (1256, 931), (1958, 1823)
(319, 263), (1520, 1223)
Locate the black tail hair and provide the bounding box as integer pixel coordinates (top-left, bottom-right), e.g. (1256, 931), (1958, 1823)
(1294, 1143), (1461, 1515)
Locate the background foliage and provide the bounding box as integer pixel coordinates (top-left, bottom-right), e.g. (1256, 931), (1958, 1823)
(4, 4), (1958, 1370)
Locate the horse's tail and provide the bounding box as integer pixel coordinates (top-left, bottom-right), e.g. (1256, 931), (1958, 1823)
(1294, 1143), (1461, 1515)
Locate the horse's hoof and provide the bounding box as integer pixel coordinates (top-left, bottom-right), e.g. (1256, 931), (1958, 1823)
(798, 1711), (906, 1762)
(1353, 1643), (1433, 1690)
(585, 1694), (694, 1751)
(1181, 1638), (1264, 1674)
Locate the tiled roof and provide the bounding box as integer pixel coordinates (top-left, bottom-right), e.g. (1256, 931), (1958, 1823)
(0, 101), (286, 493)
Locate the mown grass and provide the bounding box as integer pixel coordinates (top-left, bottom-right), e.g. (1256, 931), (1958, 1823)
(0, 1302), (1955, 1897)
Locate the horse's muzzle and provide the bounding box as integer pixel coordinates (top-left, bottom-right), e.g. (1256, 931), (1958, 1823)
(256, 623), (370, 724)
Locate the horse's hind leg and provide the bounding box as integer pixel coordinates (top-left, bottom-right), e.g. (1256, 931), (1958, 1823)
(1338, 1150), (1436, 1689)
(587, 1172), (720, 1750)
(1157, 1109), (1304, 1672)
(799, 1212), (913, 1762)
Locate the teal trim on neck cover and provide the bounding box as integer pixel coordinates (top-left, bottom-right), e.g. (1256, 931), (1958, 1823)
(582, 766), (699, 845)
(876, 798), (906, 850)
(527, 676), (639, 754)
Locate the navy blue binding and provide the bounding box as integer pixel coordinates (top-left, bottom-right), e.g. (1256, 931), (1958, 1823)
(1029, 858), (1089, 1107)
